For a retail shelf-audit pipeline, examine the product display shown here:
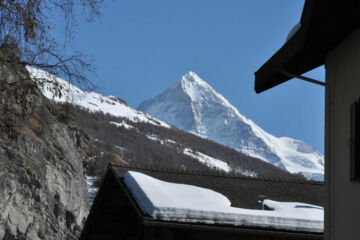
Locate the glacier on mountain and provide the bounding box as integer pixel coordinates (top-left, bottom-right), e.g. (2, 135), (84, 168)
(138, 72), (324, 181)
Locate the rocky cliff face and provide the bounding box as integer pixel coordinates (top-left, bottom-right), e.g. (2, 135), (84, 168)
(0, 64), (88, 240)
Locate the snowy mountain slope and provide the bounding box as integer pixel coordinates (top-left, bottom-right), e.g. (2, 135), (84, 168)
(27, 67), (170, 128)
(138, 72), (324, 181)
(26, 66), (301, 181)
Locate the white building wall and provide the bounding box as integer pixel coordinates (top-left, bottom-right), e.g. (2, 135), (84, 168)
(325, 27), (360, 240)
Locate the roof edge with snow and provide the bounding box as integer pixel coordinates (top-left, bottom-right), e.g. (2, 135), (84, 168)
(80, 165), (324, 240)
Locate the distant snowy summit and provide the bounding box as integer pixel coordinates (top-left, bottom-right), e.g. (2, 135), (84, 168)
(138, 72), (324, 181)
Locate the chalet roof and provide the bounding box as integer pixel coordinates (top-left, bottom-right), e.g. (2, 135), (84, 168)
(80, 164), (324, 240)
(111, 164), (324, 209)
(255, 0), (360, 93)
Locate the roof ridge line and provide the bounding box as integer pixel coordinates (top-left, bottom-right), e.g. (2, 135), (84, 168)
(109, 162), (323, 185)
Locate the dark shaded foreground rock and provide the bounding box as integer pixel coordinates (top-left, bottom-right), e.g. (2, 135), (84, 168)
(0, 63), (88, 240)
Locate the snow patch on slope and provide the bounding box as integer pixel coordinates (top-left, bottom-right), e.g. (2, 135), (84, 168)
(27, 67), (171, 128)
(110, 121), (134, 129)
(183, 148), (231, 173)
(124, 171), (323, 232)
(232, 167), (258, 177)
(146, 134), (177, 146)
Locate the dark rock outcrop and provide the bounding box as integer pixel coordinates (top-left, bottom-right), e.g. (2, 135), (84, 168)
(0, 63), (88, 240)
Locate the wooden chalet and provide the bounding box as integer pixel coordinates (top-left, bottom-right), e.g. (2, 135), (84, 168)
(80, 164), (324, 240)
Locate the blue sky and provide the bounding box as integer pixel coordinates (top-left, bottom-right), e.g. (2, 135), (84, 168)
(53, 0), (325, 153)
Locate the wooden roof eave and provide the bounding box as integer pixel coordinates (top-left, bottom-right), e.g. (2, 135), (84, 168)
(254, 28), (307, 93)
(254, 0), (360, 93)
(142, 218), (324, 240)
(254, 0), (317, 93)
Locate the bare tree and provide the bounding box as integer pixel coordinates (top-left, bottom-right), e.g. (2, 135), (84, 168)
(0, 0), (104, 89)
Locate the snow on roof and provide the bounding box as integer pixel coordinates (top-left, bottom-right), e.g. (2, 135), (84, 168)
(124, 171), (323, 232)
(286, 23), (302, 42)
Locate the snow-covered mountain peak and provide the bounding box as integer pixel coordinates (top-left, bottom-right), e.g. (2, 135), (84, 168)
(177, 71), (213, 102)
(181, 71), (208, 86)
(138, 72), (325, 181)
(179, 72), (251, 124)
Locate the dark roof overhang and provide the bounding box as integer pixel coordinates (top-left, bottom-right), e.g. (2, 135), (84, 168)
(255, 0), (360, 93)
(142, 219), (323, 240)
